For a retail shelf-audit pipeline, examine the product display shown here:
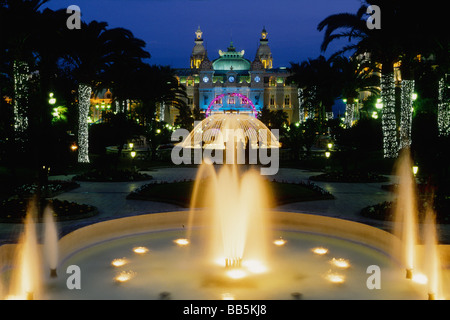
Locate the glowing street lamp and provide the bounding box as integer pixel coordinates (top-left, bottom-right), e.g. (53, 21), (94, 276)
(375, 98), (383, 110)
(130, 151), (136, 159)
(48, 92), (56, 105)
(70, 143), (78, 152)
(327, 143), (333, 150)
(412, 166), (419, 176)
(325, 151), (331, 158)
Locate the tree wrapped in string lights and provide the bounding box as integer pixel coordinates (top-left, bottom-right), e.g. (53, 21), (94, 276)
(13, 60), (30, 148)
(380, 72), (398, 158)
(344, 101), (355, 128)
(438, 76), (450, 137)
(77, 84), (92, 163)
(297, 88), (304, 123)
(399, 79), (414, 149)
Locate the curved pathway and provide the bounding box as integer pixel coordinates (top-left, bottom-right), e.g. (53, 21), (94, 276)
(0, 167), (448, 243)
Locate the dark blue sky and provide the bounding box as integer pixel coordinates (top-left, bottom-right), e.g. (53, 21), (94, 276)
(46, 0), (362, 68)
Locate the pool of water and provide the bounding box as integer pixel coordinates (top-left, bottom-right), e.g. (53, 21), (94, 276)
(38, 227), (427, 300)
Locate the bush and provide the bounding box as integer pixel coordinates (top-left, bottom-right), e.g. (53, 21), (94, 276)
(309, 171), (389, 183)
(73, 168), (152, 182)
(0, 198), (97, 223)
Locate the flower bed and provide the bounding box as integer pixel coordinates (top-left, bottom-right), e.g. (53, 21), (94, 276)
(360, 198), (450, 224)
(73, 169), (153, 182)
(309, 171), (389, 183)
(0, 198), (98, 223)
(127, 179), (334, 207)
(13, 180), (80, 198)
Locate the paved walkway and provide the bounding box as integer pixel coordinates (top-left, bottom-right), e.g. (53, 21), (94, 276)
(1, 166), (449, 243)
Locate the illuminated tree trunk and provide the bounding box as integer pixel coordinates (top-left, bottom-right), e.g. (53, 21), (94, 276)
(380, 72), (398, 158)
(13, 60), (30, 148)
(438, 76), (450, 137)
(297, 88), (304, 123)
(344, 99), (355, 128)
(399, 79), (414, 149)
(77, 84), (92, 163)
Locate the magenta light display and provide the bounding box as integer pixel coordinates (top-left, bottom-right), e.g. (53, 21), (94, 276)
(206, 93), (258, 117)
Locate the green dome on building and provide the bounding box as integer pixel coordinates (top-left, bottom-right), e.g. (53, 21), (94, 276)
(212, 42), (251, 71)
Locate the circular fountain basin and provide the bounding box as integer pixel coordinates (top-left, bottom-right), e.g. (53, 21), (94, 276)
(33, 211), (435, 300)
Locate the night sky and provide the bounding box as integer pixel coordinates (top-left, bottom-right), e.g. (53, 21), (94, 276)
(45, 0), (362, 69)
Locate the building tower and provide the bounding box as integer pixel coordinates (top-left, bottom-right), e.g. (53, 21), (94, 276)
(255, 27), (273, 69)
(191, 26), (207, 69)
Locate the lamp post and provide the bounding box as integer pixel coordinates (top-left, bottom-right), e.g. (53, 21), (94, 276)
(48, 92), (56, 105)
(130, 149), (137, 170)
(325, 151), (331, 172)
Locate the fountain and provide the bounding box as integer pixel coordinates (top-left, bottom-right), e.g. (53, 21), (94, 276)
(179, 113), (280, 151)
(43, 205), (59, 278)
(391, 149), (447, 299)
(7, 201), (42, 300)
(0, 142), (448, 299)
(392, 149), (419, 279)
(423, 208), (443, 300)
(196, 164), (270, 271)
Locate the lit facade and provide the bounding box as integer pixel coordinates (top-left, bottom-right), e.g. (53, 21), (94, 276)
(162, 27), (300, 124)
(89, 89), (113, 123)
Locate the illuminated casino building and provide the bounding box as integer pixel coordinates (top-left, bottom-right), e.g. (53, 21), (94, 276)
(160, 27), (300, 124)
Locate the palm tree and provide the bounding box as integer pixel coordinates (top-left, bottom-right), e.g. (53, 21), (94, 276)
(332, 56), (380, 127)
(131, 64), (187, 159)
(317, 0), (408, 158)
(289, 56), (340, 131)
(317, 0), (450, 157)
(65, 21), (150, 163)
(0, 0), (49, 148)
(64, 20), (110, 163)
(102, 27), (150, 115)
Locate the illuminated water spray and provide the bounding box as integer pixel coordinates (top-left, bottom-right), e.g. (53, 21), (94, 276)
(187, 163), (271, 274)
(392, 150), (418, 279)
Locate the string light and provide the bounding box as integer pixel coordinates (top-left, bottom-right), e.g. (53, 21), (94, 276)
(380, 72), (398, 158)
(308, 86), (317, 119)
(344, 102), (355, 128)
(13, 60), (30, 147)
(78, 84), (91, 163)
(399, 79), (414, 149)
(160, 101), (166, 122)
(298, 88), (304, 123)
(438, 77), (450, 137)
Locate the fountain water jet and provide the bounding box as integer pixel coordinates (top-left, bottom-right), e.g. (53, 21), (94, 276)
(8, 201), (42, 300)
(423, 208), (443, 300)
(392, 149), (419, 279)
(43, 205), (59, 278)
(186, 160), (217, 244)
(187, 163), (271, 272)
